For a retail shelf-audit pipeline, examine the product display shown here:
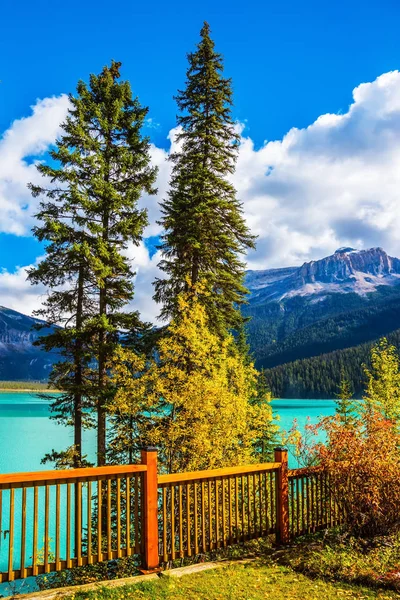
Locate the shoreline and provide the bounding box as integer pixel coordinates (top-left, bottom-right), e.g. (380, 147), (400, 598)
(0, 389), (62, 393)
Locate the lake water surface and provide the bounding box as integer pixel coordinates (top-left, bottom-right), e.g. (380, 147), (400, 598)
(0, 393), (336, 474)
(0, 393), (336, 595)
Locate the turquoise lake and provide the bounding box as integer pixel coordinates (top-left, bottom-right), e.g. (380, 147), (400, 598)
(0, 393), (337, 475)
(0, 393), (336, 595)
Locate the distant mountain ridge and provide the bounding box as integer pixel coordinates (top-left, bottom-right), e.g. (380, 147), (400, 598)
(1, 247), (400, 386)
(244, 247), (400, 373)
(246, 247), (400, 303)
(0, 307), (55, 380)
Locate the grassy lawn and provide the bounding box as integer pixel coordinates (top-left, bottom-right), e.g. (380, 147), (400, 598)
(67, 562), (400, 600)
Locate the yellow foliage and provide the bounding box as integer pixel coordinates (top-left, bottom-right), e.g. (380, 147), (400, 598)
(363, 338), (400, 423)
(108, 288), (276, 473)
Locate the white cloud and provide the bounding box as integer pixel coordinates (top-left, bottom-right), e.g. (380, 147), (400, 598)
(0, 95), (70, 235)
(4, 72), (400, 319)
(236, 70), (400, 269)
(0, 263), (48, 316)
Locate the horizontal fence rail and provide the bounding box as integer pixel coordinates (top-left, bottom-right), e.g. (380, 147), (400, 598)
(0, 464), (146, 583)
(0, 448), (348, 585)
(158, 463), (280, 561)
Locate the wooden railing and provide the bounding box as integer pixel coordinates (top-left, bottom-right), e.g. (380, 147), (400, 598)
(158, 462), (280, 561)
(0, 448), (345, 584)
(288, 467), (344, 538)
(0, 463), (147, 583)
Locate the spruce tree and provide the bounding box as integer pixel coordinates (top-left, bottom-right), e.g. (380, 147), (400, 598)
(335, 376), (357, 428)
(29, 61), (157, 466)
(154, 22), (256, 335)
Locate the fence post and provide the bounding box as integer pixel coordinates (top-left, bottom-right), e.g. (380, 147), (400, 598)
(274, 447), (289, 544)
(141, 447), (160, 571)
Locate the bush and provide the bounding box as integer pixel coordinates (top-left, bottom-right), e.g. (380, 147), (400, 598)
(313, 412), (400, 537)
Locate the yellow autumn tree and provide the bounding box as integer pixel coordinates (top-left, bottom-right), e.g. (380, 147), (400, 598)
(108, 287), (277, 473)
(363, 338), (400, 423)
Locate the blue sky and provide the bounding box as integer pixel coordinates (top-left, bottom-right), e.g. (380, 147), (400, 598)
(2, 0), (400, 147)
(2, 0), (400, 319)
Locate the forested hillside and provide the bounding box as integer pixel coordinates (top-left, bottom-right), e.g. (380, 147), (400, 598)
(263, 328), (400, 398)
(245, 287), (400, 369)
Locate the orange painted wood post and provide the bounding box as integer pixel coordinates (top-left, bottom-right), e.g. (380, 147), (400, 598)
(274, 448), (289, 544)
(141, 447), (160, 571)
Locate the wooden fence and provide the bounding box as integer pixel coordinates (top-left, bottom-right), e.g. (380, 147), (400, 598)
(0, 448), (343, 583)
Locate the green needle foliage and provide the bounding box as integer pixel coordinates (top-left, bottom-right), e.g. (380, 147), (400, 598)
(154, 22), (256, 336)
(29, 61), (157, 466)
(335, 376), (358, 427)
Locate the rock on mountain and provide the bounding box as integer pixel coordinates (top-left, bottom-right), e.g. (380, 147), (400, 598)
(244, 247), (400, 370)
(0, 306), (55, 381)
(246, 247), (400, 304)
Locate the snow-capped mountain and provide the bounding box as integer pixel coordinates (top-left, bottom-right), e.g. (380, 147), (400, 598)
(244, 247), (400, 370)
(0, 306), (55, 380)
(246, 247), (400, 304)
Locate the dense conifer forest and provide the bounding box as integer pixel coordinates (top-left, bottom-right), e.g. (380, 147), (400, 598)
(262, 328), (400, 398)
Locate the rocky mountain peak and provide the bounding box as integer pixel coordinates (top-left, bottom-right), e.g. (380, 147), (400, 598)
(246, 247), (400, 303)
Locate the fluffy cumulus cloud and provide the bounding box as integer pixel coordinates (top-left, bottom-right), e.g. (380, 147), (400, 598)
(237, 70), (400, 269)
(0, 262), (48, 316)
(3, 71), (400, 319)
(0, 95), (70, 235)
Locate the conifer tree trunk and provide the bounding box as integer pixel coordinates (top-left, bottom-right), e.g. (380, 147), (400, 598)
(73, 264), (84, 467)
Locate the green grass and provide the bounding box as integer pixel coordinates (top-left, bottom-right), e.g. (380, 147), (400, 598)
(66, 562), (400, 600)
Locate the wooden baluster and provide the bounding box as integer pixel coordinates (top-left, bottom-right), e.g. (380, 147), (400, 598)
(311, 475), (315, 532)
(66, 483), (71, 568)
(235, 477), (239, 542)
(228, 477), (233, 544)
(32, 486), (38, 576)
(44, 485), (50, 573)
(76, 481), (82, 566)
(107, 479), (112, 558)
(55, 484), (60, 571)
(290, 478), (295, 537)
(8, 489), (15, 582)
(208, 480), (212, 549)
(221, 478), (226, 547)
(116, 477), (121, 558)
(246, 475), (251, 538)
(258, 472), (263, 536)
(134, 475), (139, 553)
(186, 483), (191, 557)
(125, 477), (131, 557)
(194, 482), (199, 556)
(270, 471), (274, 532)
(252, 474), (257, 537)
(201, 481), (206, 552)
(162, 486), (167, 562)
(215, 479), (219, 547)
(171, 485), (175, 560)
(97, 480), (102, 563)
(87, 481), (92, 564)
(20, 487), (27, 579)
(241, 475), (245, 542)
(178, 484), (183, 557)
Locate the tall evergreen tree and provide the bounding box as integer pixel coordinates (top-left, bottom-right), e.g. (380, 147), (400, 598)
(28, 212), (97, 468)
(29, 61), (157, 466)
(154, 22), (256, 335)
